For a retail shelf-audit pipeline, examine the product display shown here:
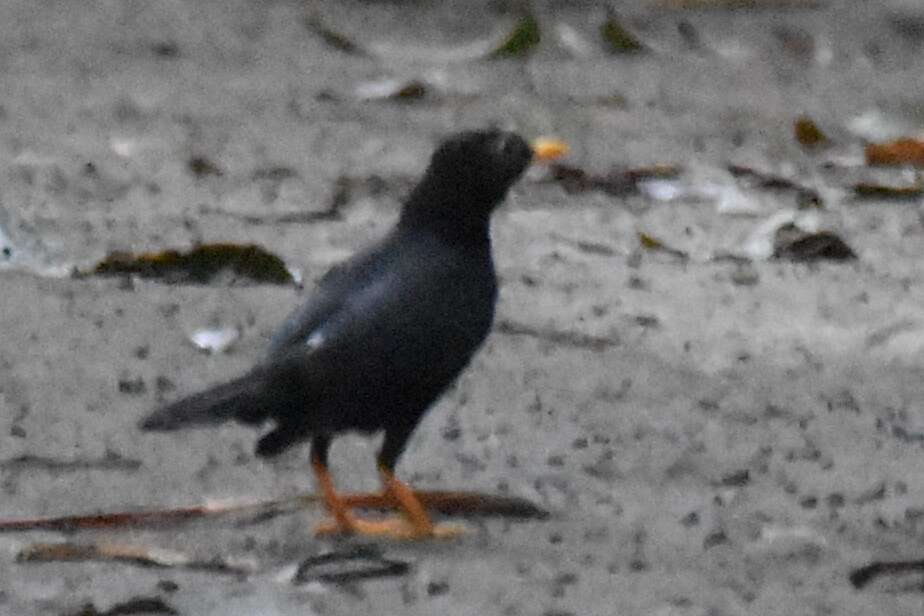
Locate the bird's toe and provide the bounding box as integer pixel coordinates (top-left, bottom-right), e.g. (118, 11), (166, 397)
(313, 515), (467, 540)
(429, 521), (471, 539)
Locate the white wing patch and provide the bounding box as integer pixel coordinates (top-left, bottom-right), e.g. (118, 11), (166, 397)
(304, 330), (326, 351)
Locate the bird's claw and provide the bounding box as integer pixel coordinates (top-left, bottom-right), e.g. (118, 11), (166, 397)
(313, 516), (469, 540)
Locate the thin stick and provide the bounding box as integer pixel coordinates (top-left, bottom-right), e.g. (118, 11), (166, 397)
(850, 559), (924, 589)
(0, 490), (548, 533)
(17, 542), (253, 575)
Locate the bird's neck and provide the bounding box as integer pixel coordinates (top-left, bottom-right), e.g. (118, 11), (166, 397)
(398, 175), (497, 245)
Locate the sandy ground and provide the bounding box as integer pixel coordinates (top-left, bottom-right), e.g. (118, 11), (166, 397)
(4, 0), (924, 614)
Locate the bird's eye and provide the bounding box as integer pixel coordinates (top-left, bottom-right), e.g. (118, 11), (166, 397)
(494, 134), (515, 158)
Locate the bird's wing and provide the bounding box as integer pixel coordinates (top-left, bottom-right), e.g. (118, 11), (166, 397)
(265, 239), (394, 358)
(265, 234), (458, 382)
(260, 259), (422, 398)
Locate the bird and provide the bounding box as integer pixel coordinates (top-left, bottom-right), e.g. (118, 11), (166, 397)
(140, 129), (564, 539)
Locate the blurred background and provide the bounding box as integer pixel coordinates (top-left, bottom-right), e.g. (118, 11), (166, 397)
(3, 1), (924, 615)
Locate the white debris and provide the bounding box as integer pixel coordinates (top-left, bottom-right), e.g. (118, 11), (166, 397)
(145, 546), (192, 567)
(847, 108), (919, 142)
(12, 150), (58, 166)
(354, 77), (429, 101)
(709, 181), (763, 215)
(740, 209), (821, 261)
(109, 137), (140, 158)
(814, 39), (834, 67)
(189, 327), (239, 354)
(555, 22), (593, 57)
(639, 178), (685, 202)
(750, 523), (827, 557)
(274, 562), (305, 585)
(287, 265), (303, 287)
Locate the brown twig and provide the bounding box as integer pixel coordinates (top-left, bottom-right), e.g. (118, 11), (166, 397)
(17, 542), (253, 575)
(850, 559), (924, 589)
(0, 490), (548, 533)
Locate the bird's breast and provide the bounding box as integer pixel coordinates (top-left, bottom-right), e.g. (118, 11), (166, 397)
(381, 254), (495, 385)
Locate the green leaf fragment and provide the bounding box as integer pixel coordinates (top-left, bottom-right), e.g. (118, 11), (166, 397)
(601, 14), (645, 54)
(490, 14), (540, 58)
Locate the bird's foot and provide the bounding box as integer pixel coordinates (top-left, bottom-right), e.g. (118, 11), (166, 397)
(313, 515), (469, 540)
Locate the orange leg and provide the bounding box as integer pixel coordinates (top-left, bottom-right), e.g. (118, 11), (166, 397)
(310, 430), (468, 539)
(311, 458), (467, 539)
(311, 455), (411, 537)
(311, 455), (360, 533)
(377, 463), (434, 536)
(374, 464), (468, 539)
(309, 455), (428, 538)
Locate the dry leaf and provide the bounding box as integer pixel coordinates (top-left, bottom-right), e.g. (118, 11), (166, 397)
(188, 156), (222, 178)
(601, 11), (646, 54)
(305, 14), (367, 56)
(727, 163), (824, 207)
(638, 232), (689, 260)
(865, 138), (924, 167)
(548, 163), (681, 196)
(84, 243), (296, 285)
(794, 116), (828, 147)
(772, 224), (856, 262)
(853, 181), (924, 199)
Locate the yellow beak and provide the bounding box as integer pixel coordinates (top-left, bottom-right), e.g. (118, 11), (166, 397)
(531, 138), (569, 162)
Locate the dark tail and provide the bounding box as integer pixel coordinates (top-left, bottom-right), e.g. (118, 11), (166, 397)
(139, 371), (269, 431)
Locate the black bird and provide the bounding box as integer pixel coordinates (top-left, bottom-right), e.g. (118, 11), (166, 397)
(141, 129), (562, 539)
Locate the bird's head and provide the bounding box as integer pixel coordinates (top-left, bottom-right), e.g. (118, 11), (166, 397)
(403, 129), (561, 238)
(427, 129), (535, 203)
